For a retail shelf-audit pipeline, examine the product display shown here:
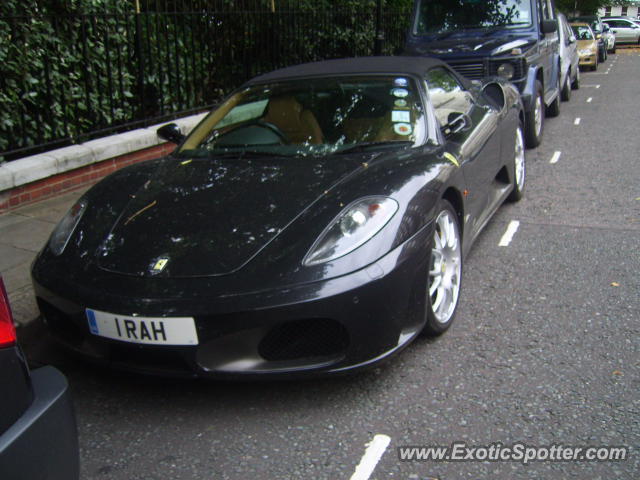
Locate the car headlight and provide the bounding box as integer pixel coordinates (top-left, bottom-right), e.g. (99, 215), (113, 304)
(303, 197), (398, 266)
(496, 63), (515, 80)
(49, 199), (87, 256)
(578, 48), (593, 56)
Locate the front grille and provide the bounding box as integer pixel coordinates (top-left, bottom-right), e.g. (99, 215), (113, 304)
(449, 61), (486, 79)
(258, 318), (349, 361)
(109, 343), (193, 374)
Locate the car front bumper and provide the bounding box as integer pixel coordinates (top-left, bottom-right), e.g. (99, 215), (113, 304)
(578, 54), (597, 67)
(0, 366), (79, 480)
(33, 226), (432, 379)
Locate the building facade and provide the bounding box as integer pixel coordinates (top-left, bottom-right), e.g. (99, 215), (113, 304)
(599, 3), (640, 18)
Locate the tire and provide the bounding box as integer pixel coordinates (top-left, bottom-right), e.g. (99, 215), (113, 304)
(524, 80), (544, 148)
(507, 124), (526, 202)
(571, 67), (580, 90)
(546, 74), (561, 118)
(422, 200), (462, 336)
(560, 73), (571, 102)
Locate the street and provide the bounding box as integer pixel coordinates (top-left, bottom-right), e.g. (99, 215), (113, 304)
(14, 50), (640, 479)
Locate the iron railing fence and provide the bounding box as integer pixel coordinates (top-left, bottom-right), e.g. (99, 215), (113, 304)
(0, 4), (412, 162)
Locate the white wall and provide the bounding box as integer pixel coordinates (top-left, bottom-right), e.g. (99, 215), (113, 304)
(598, 6), (640, 18)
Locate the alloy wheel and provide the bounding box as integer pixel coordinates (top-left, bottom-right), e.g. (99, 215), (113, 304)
(429, 209), (462, 324)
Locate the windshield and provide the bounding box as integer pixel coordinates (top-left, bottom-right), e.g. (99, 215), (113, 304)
(178, 76), (426, 158)
(571, 25), (594, 40)
(414, 0), (533, 35)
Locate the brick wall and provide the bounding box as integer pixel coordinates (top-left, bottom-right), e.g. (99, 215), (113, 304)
(0, 143), (174, 214)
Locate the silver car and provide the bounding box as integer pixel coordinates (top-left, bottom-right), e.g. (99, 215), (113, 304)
(601, 23), (617, 53)
(558, 13), (580, 100)
(602, 17), (640, 44)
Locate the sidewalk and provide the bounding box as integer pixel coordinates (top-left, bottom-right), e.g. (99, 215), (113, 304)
(0, 187), (88, 327)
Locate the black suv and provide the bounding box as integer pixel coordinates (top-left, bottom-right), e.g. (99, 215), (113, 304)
(405, 0), (561, 148)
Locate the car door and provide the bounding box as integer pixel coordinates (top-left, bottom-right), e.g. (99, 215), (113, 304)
(538, 0), (559, 96)
(561, 16), (578, 76)
(609, 19), (636, 42)
(424, 67), (501, 235)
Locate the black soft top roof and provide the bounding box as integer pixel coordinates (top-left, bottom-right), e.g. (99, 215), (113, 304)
(247, 56), (447, 85)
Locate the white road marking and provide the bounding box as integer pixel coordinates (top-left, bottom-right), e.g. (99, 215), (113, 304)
(350, 435), (391, 480)
(499, 221), (520, 247)
(583, 84), (600, 88)
(596, 84), (601, 88)
(549, 151), (562, 164)
(587, 97), (593, 103)
(574, 118), (581, 125)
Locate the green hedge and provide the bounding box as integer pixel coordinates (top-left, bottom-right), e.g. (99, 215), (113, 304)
(0, 0), (413, 162)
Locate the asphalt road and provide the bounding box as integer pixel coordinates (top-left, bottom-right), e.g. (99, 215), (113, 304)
(20, 50), (640, 480)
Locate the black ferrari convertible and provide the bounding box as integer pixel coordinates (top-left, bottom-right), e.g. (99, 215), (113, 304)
(32, 56), (525, 378)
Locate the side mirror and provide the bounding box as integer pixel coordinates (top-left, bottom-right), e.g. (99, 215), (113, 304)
(569, 35), (576, 44)
(541, 19), (558, 34)
(443, 112), (470, 136)
(157, 123), (185, 144)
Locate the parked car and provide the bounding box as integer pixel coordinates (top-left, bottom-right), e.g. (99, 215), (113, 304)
(571, 23), (599, 71)
(602, 15), (640, 27)
(557, 13), (580, 99)
(570, 15), (611, 61)
(601, 17), (640, 44)
(601, 23), (617, 53)
(0, 276), (79, 480)
(32, 56), (526, 379)
(404, 0), (561, 149)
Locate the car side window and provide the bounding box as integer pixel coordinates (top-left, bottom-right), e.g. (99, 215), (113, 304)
(424, 68), (473, 129)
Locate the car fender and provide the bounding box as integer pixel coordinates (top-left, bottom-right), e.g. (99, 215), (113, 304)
(520, 64), (542, 112)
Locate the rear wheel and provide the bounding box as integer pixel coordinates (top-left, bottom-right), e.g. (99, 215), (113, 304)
(600, 46), (607, 62)
(561, 73), (571, 101)
(507, 125), (526, 202)
(571, 67), (580, 90)
(423, 201), (462, 336)
(524, 80), (544, 148)
(546, 74), (561, 118)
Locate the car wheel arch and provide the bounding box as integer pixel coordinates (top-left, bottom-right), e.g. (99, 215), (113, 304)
(441, 187), (465, 241)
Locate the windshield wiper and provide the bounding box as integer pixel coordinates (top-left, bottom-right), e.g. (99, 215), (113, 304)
(336, 141), (413, 154)
(239, 149), (295, 158)
(176, 147), (294, 159)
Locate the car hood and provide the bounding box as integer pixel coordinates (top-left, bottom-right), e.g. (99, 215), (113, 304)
(96, 154), (363, 277)
(406, 33), (535, 59)
(577, 39), (597, 49)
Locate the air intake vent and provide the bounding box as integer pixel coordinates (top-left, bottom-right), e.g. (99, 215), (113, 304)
(449, 62), (486, 79)
(258, 318), (349, 361)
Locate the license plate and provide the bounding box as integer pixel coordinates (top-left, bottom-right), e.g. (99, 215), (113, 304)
(86, 309), (198, 346)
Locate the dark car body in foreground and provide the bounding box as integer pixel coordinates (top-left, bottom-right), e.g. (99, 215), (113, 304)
(32, 57), (525, 379)
(0, 277), (79, 480)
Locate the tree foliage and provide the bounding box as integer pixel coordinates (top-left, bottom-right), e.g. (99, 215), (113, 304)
(0, 0), (414, 161)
